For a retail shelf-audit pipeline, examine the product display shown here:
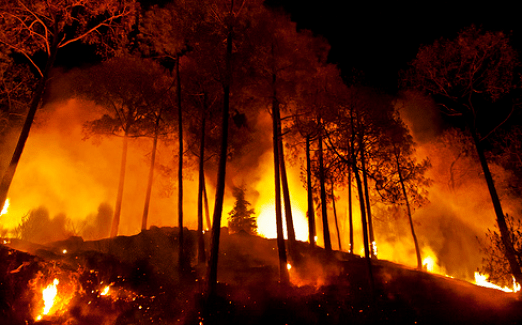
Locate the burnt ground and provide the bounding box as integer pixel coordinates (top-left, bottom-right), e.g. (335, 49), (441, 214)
(1, 226), (522, 325)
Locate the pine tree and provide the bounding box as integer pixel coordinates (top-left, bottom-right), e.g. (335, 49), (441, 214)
(228, 186), (257, 235)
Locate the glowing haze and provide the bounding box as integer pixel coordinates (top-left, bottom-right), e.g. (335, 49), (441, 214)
(0, 89), (520, 286)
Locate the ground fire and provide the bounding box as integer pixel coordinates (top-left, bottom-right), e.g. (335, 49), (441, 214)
(2, 2), (522, 324)
(1, 226), (522, 324)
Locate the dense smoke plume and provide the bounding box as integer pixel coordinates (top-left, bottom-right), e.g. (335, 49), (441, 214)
(394, 91), (522, 280)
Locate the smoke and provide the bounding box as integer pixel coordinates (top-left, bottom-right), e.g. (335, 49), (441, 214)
(393, 92), (522, 280)
(396, 90), (443, 144)
(0, 97), (207, 238)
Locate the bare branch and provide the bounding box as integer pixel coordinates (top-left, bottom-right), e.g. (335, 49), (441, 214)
(0, 40), (43, 77)
(16, 0), (51, 54)
(59, 10), (128, 48)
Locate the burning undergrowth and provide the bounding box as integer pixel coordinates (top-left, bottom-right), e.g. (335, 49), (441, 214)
(1, 227), (522, 325)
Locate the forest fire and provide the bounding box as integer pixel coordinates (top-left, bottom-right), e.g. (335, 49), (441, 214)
(2, 0), (522, 324)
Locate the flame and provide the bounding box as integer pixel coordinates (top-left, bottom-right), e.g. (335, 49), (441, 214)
(422, 256), (435, 272)
(474, 272), (520, 293)
(371, 241), (378, 257)
(100, 285), (110, 296)
(40, 278), (59, 318)
(0, 198), (9, 216)
(286, 263), (292, 270)
(256, 201), (309, 242)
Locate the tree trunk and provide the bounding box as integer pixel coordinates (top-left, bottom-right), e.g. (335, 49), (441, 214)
(348, 168), (354, 255)
(331, 182), (342, 251)
(397, 156), (422, 269)
(318, 130), (332, 252)
(198, 114), (207, 265)
(274, 75), (296, 261)
(272, 85), (289, 285)
(141, 127), (159, 231)
(306, 135), (316, 247)
(353, 159), (374, 292)
(0, 37), (59, 213)
(203, 178), (211, 231)
(110, 132), (129, 238)
(207, 19), (233, 297)
(470, 126), (522, 284)
(360, 144), (376, 259)
(176, 54), (185, 271)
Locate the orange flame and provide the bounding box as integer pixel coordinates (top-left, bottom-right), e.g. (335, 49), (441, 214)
(36, 278), (59, 320)
(474, 272), (521, 293)
(0, 198), (9, 216)
(100, 285), (110, 296)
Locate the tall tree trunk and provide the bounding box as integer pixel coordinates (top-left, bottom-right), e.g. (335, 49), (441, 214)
(141, 126), (159, 231)
(111, 132), (129, 238)
(470, 126), (522, 284)
(359, 141), (376, 259)
(176, 54), (185, 271)
(306, 135), (315, 247)
(318, 130), (332, 252)
(348, 168), (354, 255)
(353, 160), (374, 292)
(271, 82), (289, 284)
(198, 114), (207, 265)
(0, 37), (59, 213)
(203, 178), (211, 231)
(331, 182), (342, 251)
(273, 75), (296, 261)
(396, 156), (422, 269)
(207, 17), (233, 297)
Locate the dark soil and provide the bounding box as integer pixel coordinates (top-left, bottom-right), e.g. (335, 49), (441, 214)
(1, 227), (521, 324)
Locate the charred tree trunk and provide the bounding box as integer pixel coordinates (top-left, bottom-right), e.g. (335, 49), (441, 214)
(348, 168), (354, 255)
(111, 131), (129, 238)
(207, 18), (233, 297)
(176, 54), (186, 271)
(331, 182), (342, 251)
(353, 160), (374, 293)
(0, 35), (59, 213)
(203, 178), (211, 231)
(141, 123), (159, 231)
(318, 129), (332, 252)
(198, 113), (207, 266)
(396, 156), (422, 269)
(306, 135), (316, 247)
(359, 140), (376, 259)
(470, 126), (522, 284)
(274, 84), (296, 261)
(271, 80), (289, 285)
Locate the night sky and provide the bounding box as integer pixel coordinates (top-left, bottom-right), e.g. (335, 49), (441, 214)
(268, 0), (522, 93)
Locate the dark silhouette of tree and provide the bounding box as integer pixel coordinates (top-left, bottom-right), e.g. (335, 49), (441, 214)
(481, 214), (522, 288)
(82, 203), (113, 240)
(206, 0), (266, 298)
(404, 25), (522, 284)
(139, 1), (201, 271)
(228, 186), (257, 235)
(77, 56), (171, 238)
(376, 117), (431, 269)
(0, 0), (134, 214)
(14, 207), (71, 244)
